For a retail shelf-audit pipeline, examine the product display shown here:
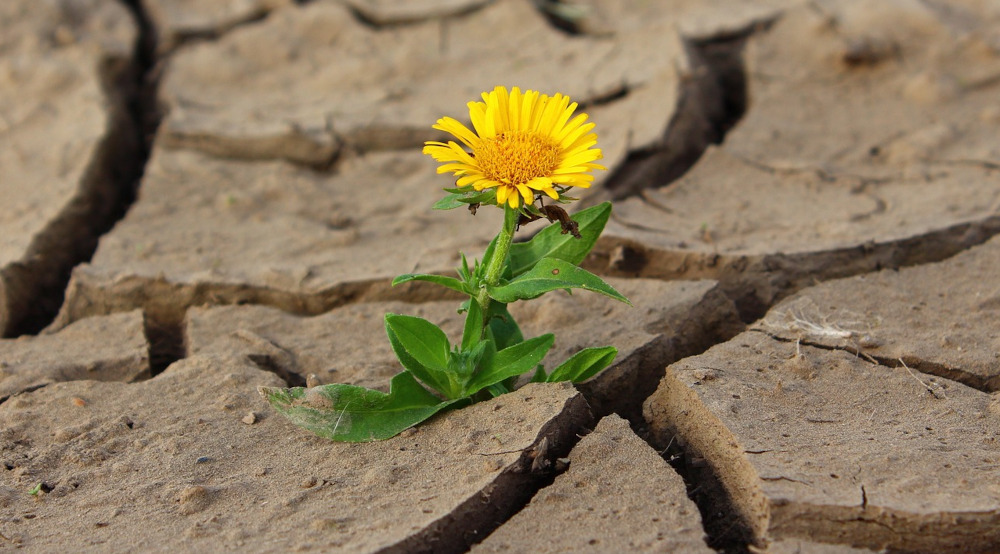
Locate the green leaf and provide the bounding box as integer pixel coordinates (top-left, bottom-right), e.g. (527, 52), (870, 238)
(433, 193), (465, 210)
(459, 253), (472, 282)
(485, 382), (510, 397)
(385, 314), (455, 397)
(465, 333), (554, 396)
(509, 202), (611, 276)
(260, 372), (463, 442)
(486, 302), (524, 351)
(547, 346), (618, 383)
(435, 189), (498, 210)
(486, 258), (631, 305)
(476, 233), (501, 283)
(530, 364), (547, 383)
(461, 299), (485, 351)
(457, 189), (497, 205)
(392, 273), (469, 295)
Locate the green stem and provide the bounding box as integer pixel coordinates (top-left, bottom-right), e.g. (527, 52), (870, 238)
(476, 205), (518, 324)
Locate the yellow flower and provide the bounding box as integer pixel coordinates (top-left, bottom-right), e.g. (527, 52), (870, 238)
(424, 86), (605, 209)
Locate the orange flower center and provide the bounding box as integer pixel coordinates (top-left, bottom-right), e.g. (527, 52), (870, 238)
(473, 131), (561, 186)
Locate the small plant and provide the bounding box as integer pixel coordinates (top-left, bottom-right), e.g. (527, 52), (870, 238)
(260, 86), (630, 441)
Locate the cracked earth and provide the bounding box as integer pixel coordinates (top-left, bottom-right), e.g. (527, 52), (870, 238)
(2, 0), (999, 552)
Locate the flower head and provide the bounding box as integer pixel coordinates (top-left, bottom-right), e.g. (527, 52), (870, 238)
(424, 86), (605, 209)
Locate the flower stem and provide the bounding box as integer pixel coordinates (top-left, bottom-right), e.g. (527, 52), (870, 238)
(476, 205), (518, 317)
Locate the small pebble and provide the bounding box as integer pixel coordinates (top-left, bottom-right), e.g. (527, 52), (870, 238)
(195, 456), (211, 464)
(299, 476), (317, 489)
(71, 397), (86, 407)
(241, 412), (257, 425)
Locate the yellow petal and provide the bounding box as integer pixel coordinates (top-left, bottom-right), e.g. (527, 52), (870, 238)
(494, 86), (511, 133)
(496, 185), (510, 205)
(516, 184), (533, 203)
(468, 101), (490, 139)
(563, 134), (599, 154)
(507, 87), (521, 132)
(552, 173), (594, 184)
(561, 137), (599, 157)
(482, 92), (499, 139)
(556, 114), (590, 145)
(433, 117), (480, 149)
(445, 141), (478, 166)
(561, 149), (603, 168)
(526, 176), (553, 190)
(457, 174), (485, 187)
(521, 90), (540, 130)
(423, 144), (459, 162)
(508, 189), (520, 208)
(549, 100), (578, 138)
(539, 94), (571, 136)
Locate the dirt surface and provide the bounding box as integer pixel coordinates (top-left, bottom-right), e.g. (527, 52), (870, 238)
(0, 311), (148, 402)
(185, 278), (742, 419)
(590, 0), (1000, 318)
(473, 414), (712, 553)
(0, 0), (141, 335)
(2, 0), (1000, 552)
(1, 359), (590, 551)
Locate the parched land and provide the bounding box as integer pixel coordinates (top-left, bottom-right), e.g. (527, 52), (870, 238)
(1, 0), (998, 551)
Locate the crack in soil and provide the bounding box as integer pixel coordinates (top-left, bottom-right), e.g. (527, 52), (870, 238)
(152, 6), (272, 55)
(656, 434), (756, 553)
(588, 30), (752, 206)
(0, 1), (156, 338)
(0, 383), (48, 407)
(751, 328), (999, 394)
(8, 4), (998, 552)
(58, 273), (460, 375)
(389, 392), (594, 554)
(588, 214), (1000, 323)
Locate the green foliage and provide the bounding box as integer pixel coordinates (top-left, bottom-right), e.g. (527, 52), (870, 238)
(508, 202), (611, 276)
(262, 202), (631, 442)
(434, 188), (498, 210)
(391, 274), (469, 295)
(546, 346), (618, 383)
(385, 314), (459, 399)
(485, 302), (523, 351)
(465, 333), (554, 396)
(259, 373), (466, 442)
(487, 258), (631, 305)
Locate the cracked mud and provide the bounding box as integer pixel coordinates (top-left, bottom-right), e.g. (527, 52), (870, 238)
(2, 0), (999, 552)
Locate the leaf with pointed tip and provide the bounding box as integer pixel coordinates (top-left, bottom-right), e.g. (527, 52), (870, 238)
(259, 372), (464, 442)
(486, 302), (523, 351)
(385, 314), (456, 398)
(547, 346), (617, 383)
(433, 193), (465, 210)
(508, 202), (611, 276)
(392, 273), (469, 295)
(458, 189), (497, 205)
(462, 299), (485, 351)
(530, 364), (548, 383)
(486, 258), (631, 305)
(465, 333), (554, 396)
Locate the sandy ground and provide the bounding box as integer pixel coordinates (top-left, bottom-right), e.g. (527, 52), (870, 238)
(2, 0), (999, 552)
